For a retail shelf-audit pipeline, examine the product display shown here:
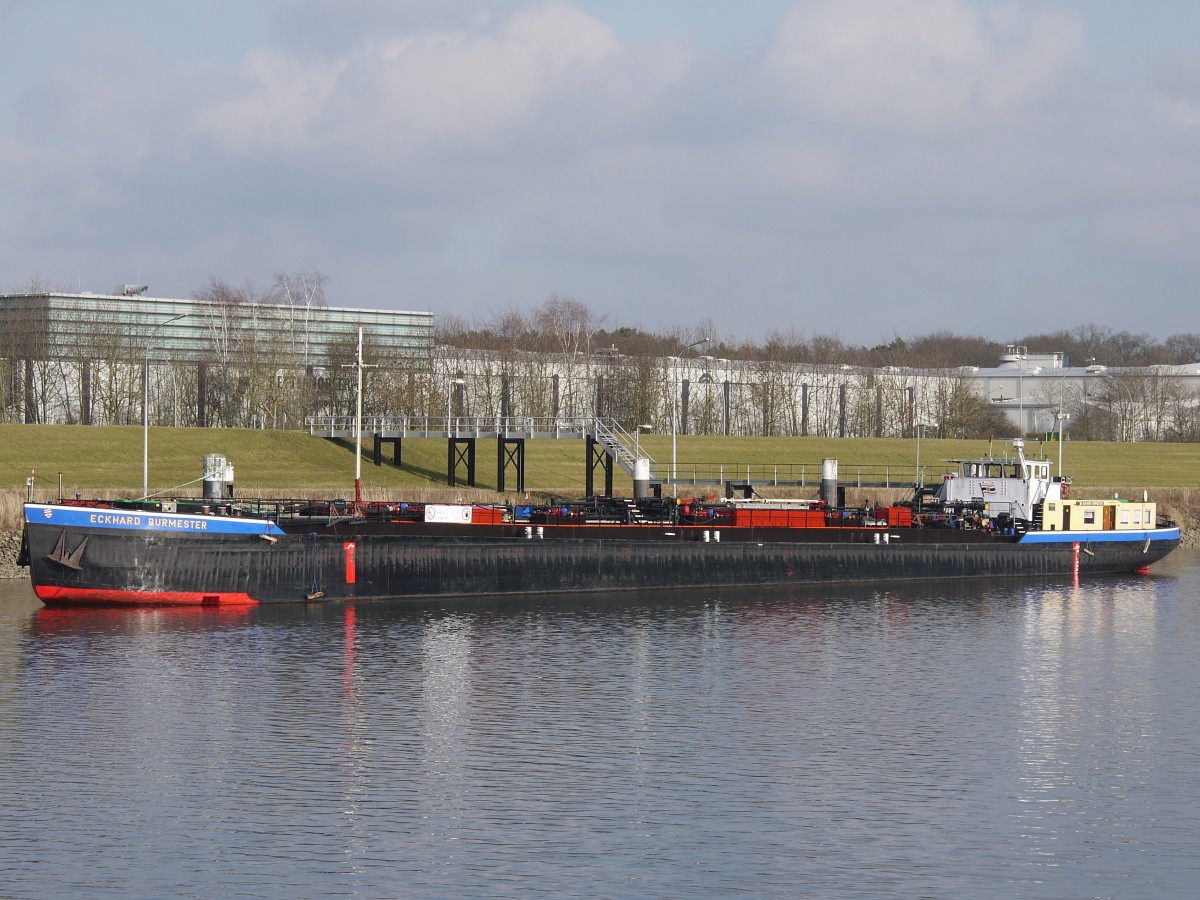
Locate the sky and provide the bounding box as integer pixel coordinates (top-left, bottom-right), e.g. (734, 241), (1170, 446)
(2, 0), (1199, 346)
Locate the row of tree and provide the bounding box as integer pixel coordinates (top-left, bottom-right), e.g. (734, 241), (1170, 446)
(435, 298), (1200, 442)
(4, 280), (1198, 441)
(438, 297), (1200, 369)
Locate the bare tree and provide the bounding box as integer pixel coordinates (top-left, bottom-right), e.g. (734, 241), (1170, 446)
(192, 278), (252, 426)
(1164, 333), (1200, 364)
(271, 270), (328, 371)
(534, 295), (603, 419)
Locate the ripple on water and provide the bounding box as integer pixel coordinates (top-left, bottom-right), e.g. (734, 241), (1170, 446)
(2, 564), (1200, 897)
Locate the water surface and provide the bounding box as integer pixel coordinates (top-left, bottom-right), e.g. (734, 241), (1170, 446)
(3, 555), (1199, 898)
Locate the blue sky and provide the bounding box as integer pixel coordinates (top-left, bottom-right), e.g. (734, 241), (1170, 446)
(2, 1), (1199, 346)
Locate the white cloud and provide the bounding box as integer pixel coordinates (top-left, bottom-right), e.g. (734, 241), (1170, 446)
(5, 1), (1200, 342)
(189, 2), (632, 159)
(186, 50), (344, 155)
(1154, 96), (1200, 130)
(767, 0), (1084, 130)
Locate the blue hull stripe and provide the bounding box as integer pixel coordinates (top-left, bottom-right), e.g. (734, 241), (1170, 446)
(24, 503), (285, 536)
(1018, 527), (1180, 545)
(23, 503), (1180, 546)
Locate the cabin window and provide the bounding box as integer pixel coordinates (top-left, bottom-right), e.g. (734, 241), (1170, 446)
(1083, 510), (1096, 525)
(1048, 502), (1056, 511)
(1119, 510), (1130, 525)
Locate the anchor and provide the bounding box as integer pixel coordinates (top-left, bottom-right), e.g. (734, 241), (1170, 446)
(46, 532), (89, 571)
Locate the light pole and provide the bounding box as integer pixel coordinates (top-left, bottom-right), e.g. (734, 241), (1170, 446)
(1056, 411), (1070, 476)
(1017, 369), (1024, 436)
(671, 338), (708, 492)
(911, 387), (925, 487)
(143, 313), (189, 500)
(915, 421), (924, 487)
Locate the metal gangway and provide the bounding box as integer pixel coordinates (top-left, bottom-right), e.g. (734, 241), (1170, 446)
(306, 414), (645, 492)
(305, 414), (924, 495)
(307, 414), (596, 441)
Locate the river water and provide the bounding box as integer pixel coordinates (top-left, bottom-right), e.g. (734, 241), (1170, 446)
(3, 553), (1200, 899)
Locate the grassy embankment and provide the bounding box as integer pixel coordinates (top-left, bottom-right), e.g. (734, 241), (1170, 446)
(1, 424), (1198, 532)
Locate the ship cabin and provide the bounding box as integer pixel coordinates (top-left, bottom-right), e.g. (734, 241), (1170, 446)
(933, 439), (1065, 523)
(1039, 497), (1158, 533)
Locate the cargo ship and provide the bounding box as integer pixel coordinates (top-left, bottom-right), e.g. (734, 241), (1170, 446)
(20, 440), (1180, 607)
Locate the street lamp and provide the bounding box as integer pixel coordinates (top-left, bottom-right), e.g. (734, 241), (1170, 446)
(143, 313), (189, 500)
(915, 422), (925, 487)
(671, 338), (709, 492)
(1017, 368), (1024, 436)
(1056, 411), (1070, 476)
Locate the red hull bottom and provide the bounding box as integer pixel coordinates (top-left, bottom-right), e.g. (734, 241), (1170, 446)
(35, 585), (260, 608)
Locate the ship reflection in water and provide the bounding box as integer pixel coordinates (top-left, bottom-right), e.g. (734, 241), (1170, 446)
(3, 556), (1200, 897)
(33, 603), (254, 636)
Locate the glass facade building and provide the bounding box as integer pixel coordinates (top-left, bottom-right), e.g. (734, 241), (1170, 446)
(0, 290), (435, 425)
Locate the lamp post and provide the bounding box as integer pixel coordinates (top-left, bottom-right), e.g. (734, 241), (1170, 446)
(671, 338), (708, 492)
(915, 421), (923, 487)
(1056, 411), (1070, 476)
(1017, 368), (1024, 436)
(911, 386), (925, 488)
(143, 313), (189, 500)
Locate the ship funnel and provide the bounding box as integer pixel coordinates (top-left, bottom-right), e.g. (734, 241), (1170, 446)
(633, 458), (652, 499)
(202, 454), (235, 500)
(821, 458), (839, 507)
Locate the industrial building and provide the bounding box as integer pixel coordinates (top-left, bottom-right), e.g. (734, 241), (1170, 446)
(0, 288), (435, 426)
(3, 288), (1198, 442)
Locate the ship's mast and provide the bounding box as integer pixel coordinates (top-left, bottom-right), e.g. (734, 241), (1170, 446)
(354, 327), (363, 501)
(342, 326), (375, 503)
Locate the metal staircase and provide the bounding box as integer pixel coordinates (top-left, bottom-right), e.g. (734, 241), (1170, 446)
(591, 417), (653, 478)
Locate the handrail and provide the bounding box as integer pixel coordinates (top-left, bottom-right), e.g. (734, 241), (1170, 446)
(305, 415), (921, 487)
(306, 414), (597, 438)
(646, 461), (923, 489)
(590, 418), (653, 477)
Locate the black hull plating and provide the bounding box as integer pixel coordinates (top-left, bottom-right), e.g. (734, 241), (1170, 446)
(24, 522), (1181, 606)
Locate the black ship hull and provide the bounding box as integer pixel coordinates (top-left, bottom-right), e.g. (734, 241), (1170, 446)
(23, 517), (1182, 607)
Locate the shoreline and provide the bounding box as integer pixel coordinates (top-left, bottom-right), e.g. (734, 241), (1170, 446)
(0, 532), (23, 579)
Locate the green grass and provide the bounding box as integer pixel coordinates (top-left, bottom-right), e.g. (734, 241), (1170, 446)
(2, 424), (1198, 499)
